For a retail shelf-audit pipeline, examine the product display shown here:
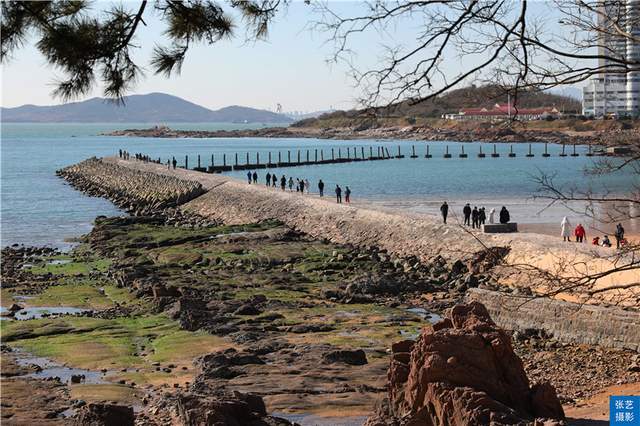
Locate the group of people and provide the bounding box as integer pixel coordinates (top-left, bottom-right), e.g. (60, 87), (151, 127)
(439, 202), (510, 227)
(118, 150), (162, 165)
(561, 217), (627, 249)
(247, 171), (351, 204)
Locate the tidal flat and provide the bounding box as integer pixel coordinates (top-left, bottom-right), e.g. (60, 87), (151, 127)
(1, 217), (637, 424)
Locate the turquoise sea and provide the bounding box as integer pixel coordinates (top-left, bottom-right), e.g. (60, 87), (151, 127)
(1, 123), (636, 248)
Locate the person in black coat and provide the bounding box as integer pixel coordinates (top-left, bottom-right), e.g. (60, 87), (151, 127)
(335, 185), (342, 203)
(463, 203), (472, 226)
(479, 207), (486, 226)
(471, 206), (479, 229)
(499, 206), (510, 224)
(318, 179), (325, 197)
(440, 202), (449, 224)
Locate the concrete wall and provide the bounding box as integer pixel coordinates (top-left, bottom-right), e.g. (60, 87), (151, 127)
(465, 288), (640, 351)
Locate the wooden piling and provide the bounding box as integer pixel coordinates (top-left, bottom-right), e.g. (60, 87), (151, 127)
(288, 151), (291, 163)
(444, 145), (452, 158)
(586, 144), (593, 157)
(223, 154), (226, 166)
(246, 152), (250, 164)
(478, 145), (485, 158)
(197, 155), (201, 168)
(362, 147), (365, 160)
(542, 143), (550, 157)
(257, 152), (260, 164)
(331, 148), (335, 161)
(571, 144), (579, 157)
(425, 145), (432, 158)
(459, 145), (468, 158)
(526, 143), (534, 157)
(235, 153), (239, 166)
(560, 144), (567, 157)
(297, 150), (300, 163)
(306, 150), (310, 163)
(315, 149), (318, 162)
(508, 145), (516, 158)
(185, 155), (188, 169)
(491, 144), (499, 158)
(411, 145), (418, 158)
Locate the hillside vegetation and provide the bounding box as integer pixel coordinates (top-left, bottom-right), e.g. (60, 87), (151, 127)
(293, 85), (581, 128)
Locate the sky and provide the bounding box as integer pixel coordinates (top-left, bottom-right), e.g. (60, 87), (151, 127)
(1, 1), (584, 112)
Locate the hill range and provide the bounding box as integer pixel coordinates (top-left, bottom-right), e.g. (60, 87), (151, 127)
(0, 93), (293, 124)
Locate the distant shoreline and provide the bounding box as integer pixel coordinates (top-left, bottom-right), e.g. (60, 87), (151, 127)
(101, 125), (638, 147)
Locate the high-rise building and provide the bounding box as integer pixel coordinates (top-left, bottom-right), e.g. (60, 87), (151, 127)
(582, 0), (640, 117)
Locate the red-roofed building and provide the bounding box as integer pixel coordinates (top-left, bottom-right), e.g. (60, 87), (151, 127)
(443, 103), (561, 121)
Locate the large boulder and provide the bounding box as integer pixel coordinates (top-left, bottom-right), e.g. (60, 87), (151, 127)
(73, 403), (134, 426)
(366, 301), (564, 426)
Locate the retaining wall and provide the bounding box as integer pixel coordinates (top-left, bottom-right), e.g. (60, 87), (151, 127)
(465, 288), (640, 351)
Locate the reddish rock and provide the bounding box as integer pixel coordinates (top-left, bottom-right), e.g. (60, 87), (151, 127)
(366, 301), (564, 426)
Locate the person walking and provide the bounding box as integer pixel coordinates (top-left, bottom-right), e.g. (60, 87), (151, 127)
(172, 157), (177, 169)
(266, 172), (271, 186)
(280, 175), (286, 191)
(272, 176), (277, 187)
(288, 177), (294, 191)
(252, 171), (258, 184)
(440, 202), (449, 224)
(479, 207), (486, 226)
(499, 206), (510, 224)
(463, 203), (472, 226)
(489, 208), (495, 224)
(574, 223), (586, 243)
(119, 149), (123, 158)
(471, 206), (479, 229)
(299, 178), (304, 194)
(335, 185), (342, 203)
(614, 223), (625, 249)
(345, 186), (351, 203)
(561, 216), (572, 241)
(318, 179), (325, 197)
(305, 179), (310, 193)
(247, 171), (252, 184)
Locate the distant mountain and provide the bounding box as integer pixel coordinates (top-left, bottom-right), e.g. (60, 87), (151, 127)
(0, 93), (293, 124)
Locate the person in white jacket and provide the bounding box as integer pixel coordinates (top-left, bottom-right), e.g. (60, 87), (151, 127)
(561, 216), (572, 242)
(488, 208), (495, 224)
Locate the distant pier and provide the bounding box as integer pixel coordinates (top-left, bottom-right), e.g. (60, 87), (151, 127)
(132, 142), (610, 175)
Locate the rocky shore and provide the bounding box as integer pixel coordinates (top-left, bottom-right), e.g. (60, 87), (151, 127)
(1, 156), (637, 425)
(103, 124), (640, 147)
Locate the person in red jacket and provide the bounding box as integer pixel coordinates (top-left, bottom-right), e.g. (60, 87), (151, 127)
(574, 223), (586, 243)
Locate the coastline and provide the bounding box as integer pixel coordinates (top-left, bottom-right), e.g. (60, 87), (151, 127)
(102, 124), (640, 147)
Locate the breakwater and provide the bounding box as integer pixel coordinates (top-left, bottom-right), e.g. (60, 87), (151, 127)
(465, 288), (640, 351)
(57, 158), (206, 217)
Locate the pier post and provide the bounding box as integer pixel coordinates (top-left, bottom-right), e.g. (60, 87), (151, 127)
(288, 151), (291, 163)
(269, 152), (272, 164)
(586, 144), (593, 157)
(331, 148), (335, 160)
(279, 151), (282, 163)
(235, 153), (238, 166)
(198, 155), (201, 168)
(571, 144), (579, 157)
(347, 147), (350, 159)
(223, 154), (226, 166)
(526, 143), (534, 157)
(411, 145), (418, 158)
(460, 145), (467, 158)
(478, 145), (485, 158)
(185, 155), (188, 169)
(315, 149), (318, 162)
(297, 150), (300, 163)
(362, 147), (365, 159)
(257, 152), (260, 165)
(542, 142), (550, 157)
(491, 144), (499, 158)
(211, 154), (214, 166)
(560, 144), (567, 157)
(246, 152), (250, 164)
(338, 148), (341, 159)
(370, 146), (373, 159)
(425, 145), (432, 158)
(444, 145), (451, 158)
(508, 145), (516, 157)
(321, 150), (324, 161)
(398, 146), (401, 157)
(306, 150), (309, 163)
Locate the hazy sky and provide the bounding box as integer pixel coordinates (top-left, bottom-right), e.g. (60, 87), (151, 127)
(1, 1), (581, 111)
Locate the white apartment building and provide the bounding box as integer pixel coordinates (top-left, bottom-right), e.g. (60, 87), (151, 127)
(582, 0), (640, 117)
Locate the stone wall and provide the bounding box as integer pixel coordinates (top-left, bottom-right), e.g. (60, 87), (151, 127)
(465, 288), (640, 351)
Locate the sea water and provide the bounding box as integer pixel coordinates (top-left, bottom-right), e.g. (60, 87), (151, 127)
(1, 123), (636, 248)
